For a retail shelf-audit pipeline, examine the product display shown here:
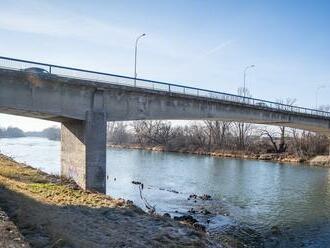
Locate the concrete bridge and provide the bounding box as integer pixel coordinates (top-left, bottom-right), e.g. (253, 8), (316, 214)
(1, 56), (329, 193)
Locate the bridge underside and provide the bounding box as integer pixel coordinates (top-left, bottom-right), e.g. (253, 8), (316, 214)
(1, 68), (330, 193)
(0, 107), (73, 122)
(2, 105), (328, 137)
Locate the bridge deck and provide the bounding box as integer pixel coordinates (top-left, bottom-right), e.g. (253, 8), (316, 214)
(0, 56), (329, 120)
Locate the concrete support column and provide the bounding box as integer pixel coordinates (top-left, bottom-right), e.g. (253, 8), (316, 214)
(61, 111), (107, 193)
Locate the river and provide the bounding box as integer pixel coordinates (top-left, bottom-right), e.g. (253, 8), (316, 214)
(1, 137), (330, 247)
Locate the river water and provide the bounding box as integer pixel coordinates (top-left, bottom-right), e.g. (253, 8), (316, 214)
(1, 137), (330, 247)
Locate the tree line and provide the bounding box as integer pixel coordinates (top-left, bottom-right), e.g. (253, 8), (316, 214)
(107, 120), (329, 158)
(0, 126), (60, 141)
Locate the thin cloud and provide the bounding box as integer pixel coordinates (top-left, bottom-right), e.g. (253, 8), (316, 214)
(203, 40), (234, 57)
(0, 1), (136, 49)
(0, 1), (190, 60)
(177, 39), (235, 71)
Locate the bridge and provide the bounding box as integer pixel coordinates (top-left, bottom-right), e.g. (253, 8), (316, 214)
(0, 56), (329, 193)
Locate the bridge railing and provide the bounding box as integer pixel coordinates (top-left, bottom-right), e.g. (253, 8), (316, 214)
(0, 55), (329, 118)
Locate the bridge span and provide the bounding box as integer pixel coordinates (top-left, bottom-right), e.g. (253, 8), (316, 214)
(0, 56), (329, 193)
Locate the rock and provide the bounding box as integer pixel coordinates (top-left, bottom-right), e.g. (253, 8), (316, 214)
(126, 200), (133, 205)
(188, 208), (196, 214)
(173, 215), (198, 225)
(188, 194), (212, 201)
(193, 223), (206, 232)
(199, 194), (212, 201)
(200, 209), (211, 215)
(259, 153), (278, 161)
(163, 213), (171, 218)
(188, 194), (198, 200)
(271, 226), (281, 235)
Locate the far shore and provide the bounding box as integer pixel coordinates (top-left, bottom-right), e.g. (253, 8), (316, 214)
(108, 143), (330, 168)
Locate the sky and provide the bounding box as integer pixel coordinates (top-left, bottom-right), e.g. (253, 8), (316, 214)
(0, 0), (329, 131)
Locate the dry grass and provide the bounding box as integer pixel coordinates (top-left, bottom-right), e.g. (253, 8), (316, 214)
(0, 154), (217, 248)
(0, 154), (130, 208)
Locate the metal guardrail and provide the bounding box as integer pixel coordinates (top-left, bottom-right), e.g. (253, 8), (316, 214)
(0, 55), (329, 118)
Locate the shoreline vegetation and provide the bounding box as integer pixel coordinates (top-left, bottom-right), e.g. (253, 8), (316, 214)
(2, 118), (330, 168)
(108, 144), (330, 167)
(0, 154), (218, 248)
(106, 120), (330, 168)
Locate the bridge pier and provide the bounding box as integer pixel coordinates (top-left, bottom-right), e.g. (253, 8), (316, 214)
(61, 111), (107, 193)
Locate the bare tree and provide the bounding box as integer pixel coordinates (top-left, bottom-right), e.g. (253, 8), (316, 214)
(108, 116), (328, 158)
(107, 122), (131, 144)
(232, 122), (254, 150)
(290, 128), (329, 156)
(204, 120), (231, 149)
(132, 120), (175, 147)
(230, 88), (255, 150)
(260, 98), (298, 153)
(186, 122), (208, 149)
(260, 126), (287, 153)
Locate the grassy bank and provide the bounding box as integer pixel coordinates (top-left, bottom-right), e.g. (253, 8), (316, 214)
(0, 154), (217, 248)
(108, 144), (330, 167)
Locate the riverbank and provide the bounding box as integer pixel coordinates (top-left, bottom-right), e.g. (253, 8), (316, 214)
(0, 208), (30, 247)
(0, 154), (218, 248)
(108, 144), (330, 167)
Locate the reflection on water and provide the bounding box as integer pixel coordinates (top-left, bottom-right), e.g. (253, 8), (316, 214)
(1, 137), (330, 246)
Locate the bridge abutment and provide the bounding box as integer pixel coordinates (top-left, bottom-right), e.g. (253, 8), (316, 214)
(61, 111), (107, 193)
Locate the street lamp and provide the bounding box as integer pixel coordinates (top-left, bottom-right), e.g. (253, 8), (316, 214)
(243, 65), (255, 98)
(316, 85), (326, 109)
(134, 33), (146, 86)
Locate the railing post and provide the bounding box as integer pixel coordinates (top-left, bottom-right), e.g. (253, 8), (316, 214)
(49, 66), (52, 74)
(168, 84), (171, 92)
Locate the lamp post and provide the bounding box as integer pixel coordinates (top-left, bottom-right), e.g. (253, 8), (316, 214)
(316, 85), (326, 109)
(134, 33), (146, 86)
(243, 65), (255, 98)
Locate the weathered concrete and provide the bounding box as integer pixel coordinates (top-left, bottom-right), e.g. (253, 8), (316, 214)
(0, 68), (329, 135)
(61, 112), (106, 193)
(1, 67), (330, 192)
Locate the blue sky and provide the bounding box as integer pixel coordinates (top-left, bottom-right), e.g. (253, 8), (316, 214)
(0, 0), (329, 130)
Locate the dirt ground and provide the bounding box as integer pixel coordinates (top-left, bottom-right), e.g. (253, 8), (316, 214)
(0, 154), (219, 248)
(0, 208), (30, 248)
